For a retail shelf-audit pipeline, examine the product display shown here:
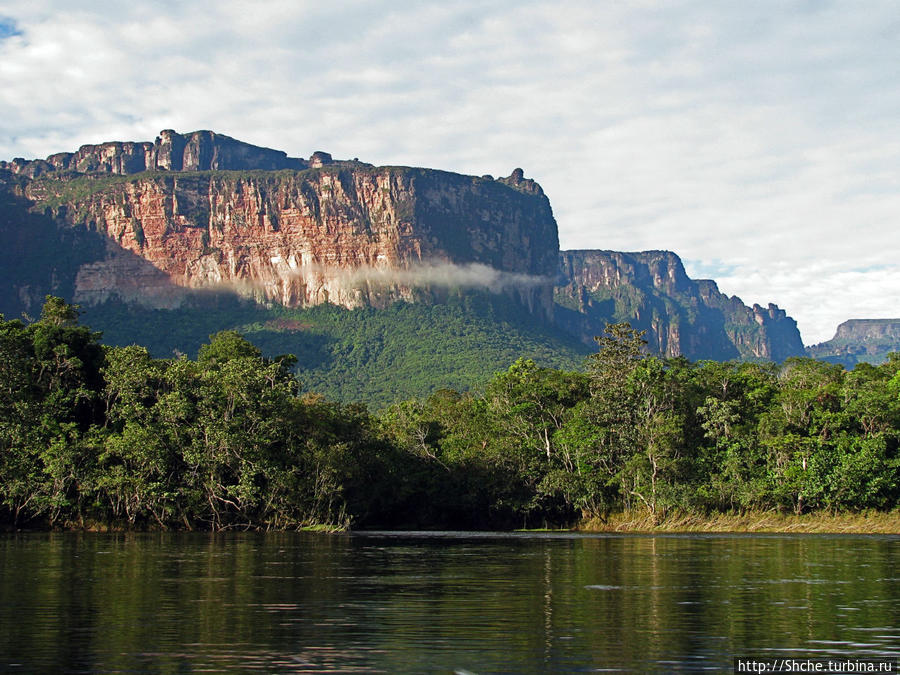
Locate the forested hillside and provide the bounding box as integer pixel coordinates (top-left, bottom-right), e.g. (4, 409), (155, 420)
(3, 299), (897, 531)
(81, 292), (591, 408)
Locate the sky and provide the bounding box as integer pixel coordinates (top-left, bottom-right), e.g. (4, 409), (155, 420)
(0, 0), (898, 345)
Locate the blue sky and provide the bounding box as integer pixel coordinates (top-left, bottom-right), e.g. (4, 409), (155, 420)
(0, 0), (898, 344)
(0, 17), (19, 38)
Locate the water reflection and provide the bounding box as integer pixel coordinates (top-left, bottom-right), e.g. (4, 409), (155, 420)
(0, 532), (897, 672)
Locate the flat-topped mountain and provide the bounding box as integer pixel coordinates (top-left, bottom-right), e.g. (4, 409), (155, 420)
(807, 319), (900, 367)
(0, 130), (808, 403)
(2, 131), (557, 320)
(554, 250), (803, 361)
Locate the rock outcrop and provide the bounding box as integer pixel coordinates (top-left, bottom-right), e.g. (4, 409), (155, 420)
(554, 250), (805, 361)
(0, 130), (313, 178)
(0, 131), (558, 319)
(806, 319), (900, 367)
(1, 129), (806, 363)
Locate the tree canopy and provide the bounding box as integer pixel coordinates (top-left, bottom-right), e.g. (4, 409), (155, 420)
(1, 299), (898, 530)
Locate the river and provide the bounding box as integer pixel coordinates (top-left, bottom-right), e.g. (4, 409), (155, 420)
(1, 531), (897, 672)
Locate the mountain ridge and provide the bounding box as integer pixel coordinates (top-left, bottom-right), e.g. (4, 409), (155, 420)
(0, 130), (814, 404)
(806, 318), (900, 367)
(554, 249), (803, 361)
(1, 129), (317, 177)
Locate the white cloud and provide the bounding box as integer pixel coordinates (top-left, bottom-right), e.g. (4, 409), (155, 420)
(0, 1), (898, 344)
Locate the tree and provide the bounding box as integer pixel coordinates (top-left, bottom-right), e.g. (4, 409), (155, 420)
(484, 358), (589, 524)
(692, 361), (778, 512)
(97, 346), (181, 526)
(576, 323), (649, 514)
(0, 297), (107, 526)
(551, 401), (612, 519)
(758, 358), (844, 514)
(0, 315), (41, 525)
(616, 356), (690, 519)
(198, 330), (262, 365)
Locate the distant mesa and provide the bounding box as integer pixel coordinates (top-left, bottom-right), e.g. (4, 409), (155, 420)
(806, 319), (900, 367)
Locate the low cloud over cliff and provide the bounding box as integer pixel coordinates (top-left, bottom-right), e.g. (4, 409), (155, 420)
(316, 261), (550, 292)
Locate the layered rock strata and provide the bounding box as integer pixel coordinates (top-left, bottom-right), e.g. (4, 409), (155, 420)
(806, 319), (900, 366)
(0, 130), (314, 178)
(1, 129), (807, 362)
(554, 250), (804, 361)
(1, 131), (558, 318)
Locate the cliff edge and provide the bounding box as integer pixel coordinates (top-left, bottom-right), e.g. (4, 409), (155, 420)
(1, 129), (806, 364)
(807, 319), (900, 367)
(1, 131), (558, 319)
(554, 249), (805, 361)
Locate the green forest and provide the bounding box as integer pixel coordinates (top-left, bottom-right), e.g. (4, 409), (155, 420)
(80, 293), (591, 408)
(2, 298), (899, 531)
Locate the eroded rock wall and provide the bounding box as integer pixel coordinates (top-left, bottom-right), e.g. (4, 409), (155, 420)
(1, 129), (807, 362)
(1, 130), (310, 178)
(555, 249), (805, 361)
(13, 164), (558, 316)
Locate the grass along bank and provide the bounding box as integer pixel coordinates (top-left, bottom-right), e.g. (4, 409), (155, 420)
(579, 510), (900, 534)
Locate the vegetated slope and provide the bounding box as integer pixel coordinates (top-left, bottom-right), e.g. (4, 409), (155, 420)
(6, 298), (899, 534)
(82, 291), (591, 409)
(807, 319), (900, 367)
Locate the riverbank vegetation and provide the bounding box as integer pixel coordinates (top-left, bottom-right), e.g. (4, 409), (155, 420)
(580, 510), (900, 534)
(2, 298), (898, 531)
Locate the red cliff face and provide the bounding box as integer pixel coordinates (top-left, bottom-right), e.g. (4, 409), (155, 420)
(0, 130), (805, 362)
(19, 162), (558, 317)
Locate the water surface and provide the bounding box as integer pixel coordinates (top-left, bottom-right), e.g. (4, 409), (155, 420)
(0, 531), (897, 673)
